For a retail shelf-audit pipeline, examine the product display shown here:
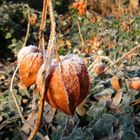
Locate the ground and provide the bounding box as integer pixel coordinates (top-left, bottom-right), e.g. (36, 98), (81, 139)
(0, 0), (140, 140)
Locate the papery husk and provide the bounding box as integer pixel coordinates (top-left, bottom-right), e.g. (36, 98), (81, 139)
(129, 77), (140, 90)
(18, 45), (43, 88)
(36, 54), (90, 115)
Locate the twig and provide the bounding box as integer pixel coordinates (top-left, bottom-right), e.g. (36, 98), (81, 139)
(131, 98), (140, 106)
(93, 44), (140, 79)
(9, 4), (31, 124)
(77, 21), (85, 48)
(28, 0), (56, 139)
(10, 46), (46, 140)
(88, 55), (115, 71)
(0, 115), (27, 130)
(104, 44), (140, 73)
(10, 66), (26, 123)
(9, 4), (46, 139)
(23, 4), (31, 48)
(39, 0), (48, 51)
(55, 46), (61, 62)
(88, 56), (100, 71)
(28, 0), (48, 139)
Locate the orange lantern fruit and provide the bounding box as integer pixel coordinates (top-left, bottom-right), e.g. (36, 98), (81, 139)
(18, 45), (43, 88)
(111, 76), (122, 91)
(36, 54), (90, 115)
(129, 77), (140, 90)
(93, 62), (105, 75)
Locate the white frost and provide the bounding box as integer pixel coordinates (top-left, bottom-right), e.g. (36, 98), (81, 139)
(18, 45), (42, 64)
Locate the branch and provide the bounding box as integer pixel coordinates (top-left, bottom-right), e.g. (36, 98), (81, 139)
(10, 66), (25, 123)
(23, 4), (31, 48)
(77, 21), (85, 49)
(94, 44), (140, 78)
(39, 0), (48, 51)
(28, 0), (56, 139)
(104, 44), (140, 73)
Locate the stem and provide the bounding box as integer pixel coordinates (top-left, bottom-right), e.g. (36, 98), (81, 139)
(10, 66), (25, 123)
(23, 4), (31, 48)
(10, 68), (47, 140)
(77, 21), (85, 49)
(28, 0), (56, 139)
(10, 4), (47, 140)
(47, 0), (56, 66)
(104, 45), (140, 73)
(39, 0), (48, 51)
(94, 44), (140, 78)
(131, 98), (140, 106)
(88, 56), (100, 71)
(55, 46), (61, 62)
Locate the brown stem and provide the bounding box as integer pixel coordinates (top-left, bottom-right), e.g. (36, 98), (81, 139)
(55, 46), (61, 62)
(104, 44), (140, 73)
(95, 44), (140, 78)
(28, 0), (56, 139)
(77, 21), (85, 50)
(23, 4), (31, 48)
(47, 0), (60, 63)
(10, 66), (25, 123)
(46, 0), (56, 66)
(10, 63), (46, 140)
(39, 0), (48, 51)
(28, 77), (49, 140)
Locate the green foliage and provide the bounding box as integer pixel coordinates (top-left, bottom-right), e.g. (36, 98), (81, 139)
(0, 89), (22, 119)
(87, 101), (107, 121)
(91, 114), (117, 139)
(0, 2), (40, 61)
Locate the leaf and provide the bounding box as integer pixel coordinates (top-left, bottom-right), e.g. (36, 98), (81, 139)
(112, 90), (123, 106)
(91, 114), (117, 139)
(8, 94), (22, 112)
(119, 130), (138, 140)
(76, 100), (87, 116)
(82, 128), (94, 140)
(9, 99), (18, 112)
(18, 88), (30, 97)
(51, 127), (64, 140)
(54, 112), (67, 127)
(87, 101), (107, 120)
(94, 88), (114, 102)
(5, 32), (12, 39)
(116, 112), (134, 131)
(63, 127), (83, 140)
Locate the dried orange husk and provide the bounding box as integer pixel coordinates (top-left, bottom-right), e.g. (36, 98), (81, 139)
(93, 62), (105, 75)
(36, 54), (90, 115)
(18, 45), (43, 88)
(111, 76), (122, 91)
(129, 77), (140, 90)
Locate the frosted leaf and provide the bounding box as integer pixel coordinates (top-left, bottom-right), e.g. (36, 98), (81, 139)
(18, 45), (42, 64)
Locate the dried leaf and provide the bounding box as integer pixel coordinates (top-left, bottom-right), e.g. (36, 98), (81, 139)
(112, 90), (123, 106)
(94, 88), (114, 102)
